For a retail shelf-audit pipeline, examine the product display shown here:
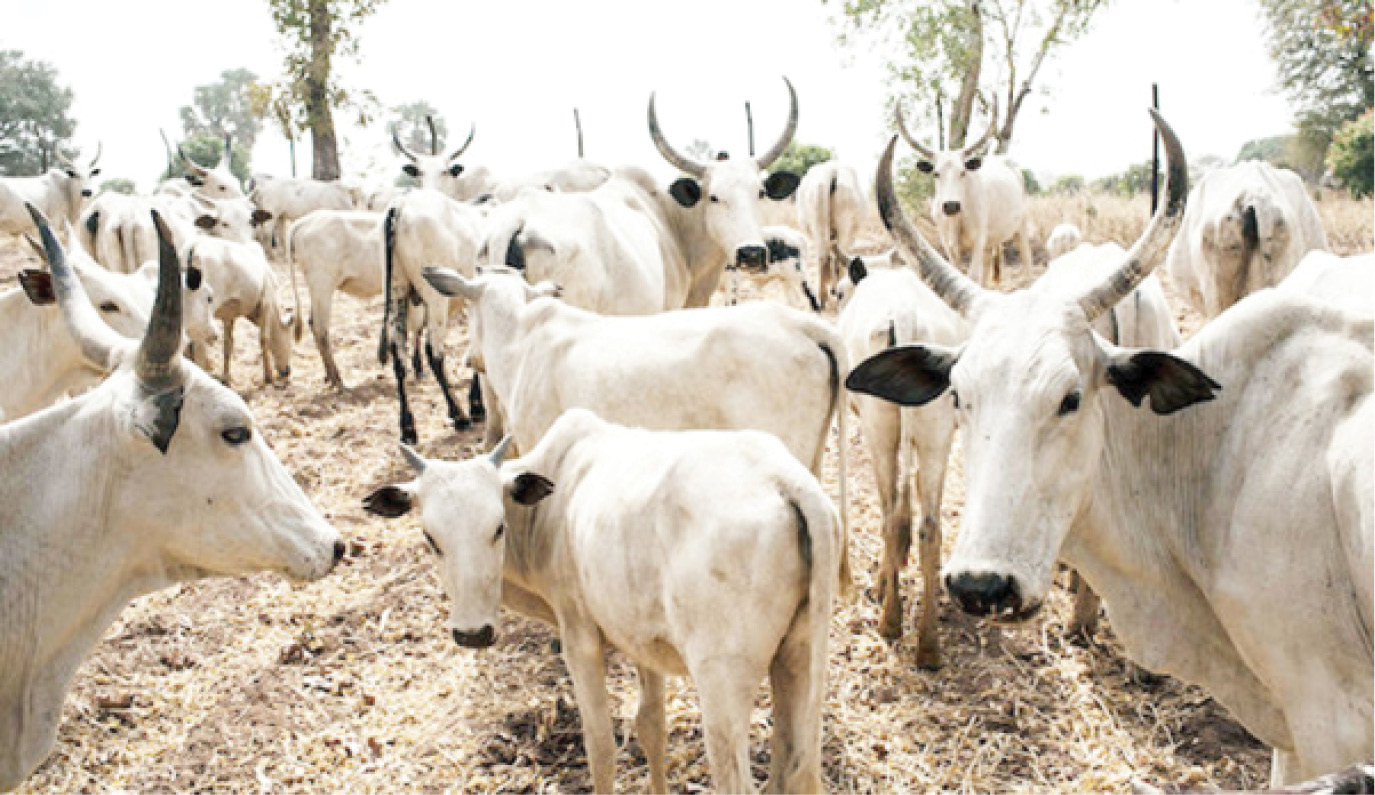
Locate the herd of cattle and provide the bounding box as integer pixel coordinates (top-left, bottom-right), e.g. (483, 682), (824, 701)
(0, 77), (1371, 793)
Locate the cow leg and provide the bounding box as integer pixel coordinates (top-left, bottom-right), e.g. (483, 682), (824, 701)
(692, 657), (759, 795)
(221, 315), (236, 386)
(1068, 571), (1102, 640)
(766, 604), (825, 794)
(424, 341), (472, 431)
(911, 405), (955, 670)
(259, 315), (275, 386)
(468, 371), (486, 423)
(561, 622), (616, 795)
(863, 403), (908, 641)
(388, 298), (418, 445)
(309, 288), (345, 390)
(635, 665), (668, 794)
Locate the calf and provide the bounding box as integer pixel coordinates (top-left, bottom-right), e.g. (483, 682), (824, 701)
(796, 160), (866, 308)
(0, 145), (101, 236)
(185, 237), (300, 386)
(723, 225), (820, 311)
(365, 409), (845, 794)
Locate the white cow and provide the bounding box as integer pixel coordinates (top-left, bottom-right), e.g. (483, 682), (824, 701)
(364, 409), (845, 794)
(185, 236), (300, 386)
(80, 191), (256, 273)
(391, 119), (493, 201)
(896, 101), (1033, 287)
(722, 224), (820, 311)
(1165, 160), (1328, 319)
(0, 145), (101, 236)
(247, 174), (362, 259)
(796, 160), (866, 308)
(1045, 222), (1084, 260)
(0, 206), (341, 792)
(178, 133), (244, 200)
(849, 115), (1373, 785)
(1279, 250), (1375, 315)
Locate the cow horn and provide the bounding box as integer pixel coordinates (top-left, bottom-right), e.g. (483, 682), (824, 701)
(1077, 109), (1188, 323)
(489, 435), (515, 466)
(447, 123), (475, 162)
(647, 90), (706, 178)
(959, 94), (999, 158)
(426, 115), (439, 156)
(391, 127), (418, 163)
(399, 443), (427, 473)
(24, 203), (122, 371)
(135, 210), (185, 390)
(88, 141), (102, 169)
(755, 77), (799, 169)
(179, 145), (211, 178)
(874, 136), (989, 318)
(159, 129), (175, 170)
(894, 100), (936, 160)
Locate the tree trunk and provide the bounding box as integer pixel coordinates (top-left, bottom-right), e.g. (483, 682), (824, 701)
(306, 0), (340, 181)
(948, 0), (984, 148)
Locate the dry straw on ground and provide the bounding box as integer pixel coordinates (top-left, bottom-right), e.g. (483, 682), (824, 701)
(7, 191), (1371, 794)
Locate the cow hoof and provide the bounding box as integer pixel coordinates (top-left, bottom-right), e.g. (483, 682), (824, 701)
(400, 425), (418, 445)
(878, 616), (903, 642)
(914, 641), (941, 671)
(470, 405), (487, 424)
(451, 416), (473, 431)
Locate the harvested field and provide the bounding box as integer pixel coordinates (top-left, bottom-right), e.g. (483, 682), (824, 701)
(9, 193), (1370, 793)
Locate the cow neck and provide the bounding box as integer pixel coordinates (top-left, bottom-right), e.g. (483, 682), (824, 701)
(0, 392), (174, 784)
(477, 282), (538, 418)
(0, 293), (92, 420)
(649, 190), (728, 308)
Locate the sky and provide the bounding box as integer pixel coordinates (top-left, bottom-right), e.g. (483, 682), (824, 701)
(5, 0), (1296, 192)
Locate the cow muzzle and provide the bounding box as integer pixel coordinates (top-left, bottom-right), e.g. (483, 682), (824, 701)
(945, 570), (1038, 621)
(735, 245), (768, 271)
(82, 189), (94, 198)
(941, 201), (962, 217)
(452, 625), (496, 649)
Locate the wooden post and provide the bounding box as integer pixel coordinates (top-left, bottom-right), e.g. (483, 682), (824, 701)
(936, 91), (946, 150)
(1150, 83), (1160, 214)
(745, 101), (756, 158)
(574, 108), (584, 158)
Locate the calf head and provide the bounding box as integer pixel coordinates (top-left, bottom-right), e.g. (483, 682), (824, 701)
(364, 439), (553, 648)
(423, 265), (560, 364)
(648, 78), (801, 270)
(180, 133), (244, 199)
(54, 142), (102, 204)
(26, 203), (341, 581)
(896, 99), (999, 221)
(393, 115), (478, 196)
(846, 111), (1217, 621)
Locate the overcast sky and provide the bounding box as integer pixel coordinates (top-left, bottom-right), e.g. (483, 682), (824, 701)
(7, 0), (1294, 192)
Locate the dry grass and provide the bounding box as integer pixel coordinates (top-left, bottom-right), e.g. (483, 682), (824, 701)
(6, 190), (1367, 793)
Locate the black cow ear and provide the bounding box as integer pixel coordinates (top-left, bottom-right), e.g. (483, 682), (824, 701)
(363, 484), (416, 517)
(764, 170), (801, 200)
(85, 211), (101, 235)
(668, 177), (701, 208)
(186, 265), (203, 291)
(916, 160), (934, 174)
(448, 164), (465, 177)
(846, 344), (958, 407)
(194, 215), (217, 230)
(250, 209), (273, 227)
(849, 257), (867, 285)
(964, 157), (983, 171)
(509, 472), (554, 506)
(1106, 350), (1221, 415)
(18, 270), (56, 306)
(402, 164), (420, 178)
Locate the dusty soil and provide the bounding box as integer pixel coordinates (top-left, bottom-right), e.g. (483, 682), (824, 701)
(11, 192), (1367, 793)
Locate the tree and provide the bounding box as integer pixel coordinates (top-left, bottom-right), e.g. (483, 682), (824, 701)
(1050, 174), (1084, 194)
(1092, 160), (1155, 195)
(264, 0), (387, 180)
(1327, 108), (1373, 197)
(180, 68), (263, 155)
(161, 134), (251, 186)
(827, 0), (1113, 152)
(99, 178), (135, 195)
(389, 100), (447, 156)
(1235, 134), (1326, 180)
(767, 142), (834, 176)
(0, 49), (76, 175)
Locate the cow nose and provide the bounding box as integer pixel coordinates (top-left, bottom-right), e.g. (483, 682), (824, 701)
(82, 190), (93, 198)
(332, 540), (346, 562)
(942, 201), (962, 216)
(736, 245), (767, 269)
(946, 571), (1022, 618)
(452, 625), (496, 649)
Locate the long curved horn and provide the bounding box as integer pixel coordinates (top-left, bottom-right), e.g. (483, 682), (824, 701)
(25, 203), (122, 371)
(179, 145), (211, 177)
(399, 443), (427, 473)
(647, 91), (706, 178)
(426, 115), (439, 156)
(55, 147), (74, 169)
(960, 94), (999, 158)
(88, 141), (102, 169)
(391, 127), (418, 163)
(489, 435), (514, 466)
(447, 123), (475, 162)
(136, 210), (185, 390)
(159, 129), (175, 171)
(755, 76), (799, 169)
(894, 99), (936, 159)
(874, 136), (989, 318)
(1078, 109), (1188, 323)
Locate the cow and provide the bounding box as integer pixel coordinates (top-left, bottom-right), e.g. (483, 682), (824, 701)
(896, 101), (1033, 287)
(796, 160), (866, 308)
(1164, 160), (1328, 319)
(1278, 250), (1375, 315)
(184, 236), (300, 386)
(379, 189), (488, 443)
(364, 409), (845, 794)
(80, 191), (255, 273)
(421, 265), (850, 549)
(847, 113), (1373, 785)
(247, 174), (362, 259)
(0, 205), (342, 792)
(1045, 222), (1084, 260)
(723, 224), (820, 311)
(391, 118), (492, 201)
(178, 133), (245, 200)
(0, 144), (101, 237)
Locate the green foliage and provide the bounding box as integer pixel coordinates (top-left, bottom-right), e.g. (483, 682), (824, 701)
(161, 135), (251, 187)
(1050, 174), (1084, 194)
(768, 142), (834, 177)
(99, 178), (135, 195)
(1235, 135), (1287, 164)
(0, 49), (76, 176)
(1327, 108), (1374, 197)
(1257, 0), (1372, 148)
(180, 68), (262, 154)
(390, 100), (447, 156)
(1021, 168), (1041, 195)
(1235, 134), (1327, 180)
(896, 155), (935, 207)
(1092, 160), (1156, 196)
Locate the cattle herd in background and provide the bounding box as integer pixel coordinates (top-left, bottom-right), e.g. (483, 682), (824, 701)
(0, 76), (1370, 794)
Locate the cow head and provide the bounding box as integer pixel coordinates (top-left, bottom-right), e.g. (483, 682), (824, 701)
(180, 133), (244, 199)
(25, 203), (341, 581)
(846, 111), (1213, 621)
(896, 99), (999, 220)
(54, 143), (102, 205)
(1193, 170), (1293, 315)
(422, 265), (560, 368)
(190, 193), (256, 243)
(392, 115), (477, 196)
(363, 439), (554, 649)
(647, 78), (801, 271)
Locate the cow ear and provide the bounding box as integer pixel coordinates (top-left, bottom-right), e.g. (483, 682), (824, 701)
(764, 170), (801, 201)
(848, 257), (867, 285)
(90, 168), (101, 177)
(250, 209), (273, 227)
(916, 160), (934, 174)
(363, 483), (417, 517)
(84, 211), (100, 236)
(18, 270), (56, 306)
(448, 164), (465, 177)
(668, 177), (702, 208)
(402, 164), (420, 178)
(185, 174), (205, 187)
(507, 471), (554, 506)
(1106, 350), (1221, 415)
(964, 157), (983, 171)
(194, 215), (217, 230)
(846, 344), (958, 407)
(186, 265), (203, 291)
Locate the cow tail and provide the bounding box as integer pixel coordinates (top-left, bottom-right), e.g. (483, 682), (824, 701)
(285, 219), (305, 342)
(379, 203), (400, 365)
(813, 327), (853, 600)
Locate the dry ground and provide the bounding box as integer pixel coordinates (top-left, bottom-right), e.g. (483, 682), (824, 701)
(8, 192), (1372, 794)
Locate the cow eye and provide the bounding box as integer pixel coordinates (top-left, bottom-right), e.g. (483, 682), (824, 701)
(493, 522), (505, 541)
(423, 530), (442, 556)
(709, 194), (719, 203)
(1058, 391), (1082, 416)
(951, 390), (960, 410)
(221, 426), (252, 445)
(98, 300), (120, 313)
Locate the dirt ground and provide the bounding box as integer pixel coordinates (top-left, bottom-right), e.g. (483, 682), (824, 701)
(8, 193), (1371, 794)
